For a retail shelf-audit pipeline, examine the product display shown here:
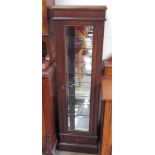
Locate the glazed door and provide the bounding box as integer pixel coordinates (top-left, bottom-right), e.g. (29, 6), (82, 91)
(56, 21), (102, 135)
(65, 25), (93, 132)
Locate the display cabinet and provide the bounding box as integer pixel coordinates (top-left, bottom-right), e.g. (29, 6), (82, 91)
(50, 5), (107, 154)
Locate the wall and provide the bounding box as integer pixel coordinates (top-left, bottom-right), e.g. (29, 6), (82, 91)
(55, 0), (112, 60)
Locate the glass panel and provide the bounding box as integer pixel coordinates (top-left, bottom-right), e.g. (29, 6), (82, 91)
(65, 25), (93, 132)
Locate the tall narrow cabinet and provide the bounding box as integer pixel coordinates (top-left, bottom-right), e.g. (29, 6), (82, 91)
(50, 5), (107, 154)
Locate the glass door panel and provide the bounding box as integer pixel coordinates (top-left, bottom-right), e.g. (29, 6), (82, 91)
(65, 25), (93, 132)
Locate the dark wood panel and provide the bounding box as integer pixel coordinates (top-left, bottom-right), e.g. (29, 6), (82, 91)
(91, 22), (105, 135)
(42, 65), (58, 155)
(42, 20), (56, 63)
(58, 142), (98, 154)
(42, 110), (46, 151)
(48, 18), (56, 63)
(60, 134), (97, 145)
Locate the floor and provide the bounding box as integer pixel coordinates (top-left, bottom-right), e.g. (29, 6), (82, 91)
(55, 150), (97, 155)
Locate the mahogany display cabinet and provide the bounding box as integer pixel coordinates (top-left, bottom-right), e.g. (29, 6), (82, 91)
(49, 5), (107, 154)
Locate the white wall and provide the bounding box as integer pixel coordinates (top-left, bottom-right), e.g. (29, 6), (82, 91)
(55, 0), (112, 60)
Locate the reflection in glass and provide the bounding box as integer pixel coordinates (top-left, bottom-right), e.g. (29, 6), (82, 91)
(65, 26), (93, 131)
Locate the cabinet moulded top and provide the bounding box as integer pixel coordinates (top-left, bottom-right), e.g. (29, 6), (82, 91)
(49, 5), (107, 21)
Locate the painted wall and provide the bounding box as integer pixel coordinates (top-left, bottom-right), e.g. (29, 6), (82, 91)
(55, 0), (112, 60)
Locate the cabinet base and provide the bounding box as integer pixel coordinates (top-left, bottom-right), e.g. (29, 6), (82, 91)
(58, 142), (98, 154)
